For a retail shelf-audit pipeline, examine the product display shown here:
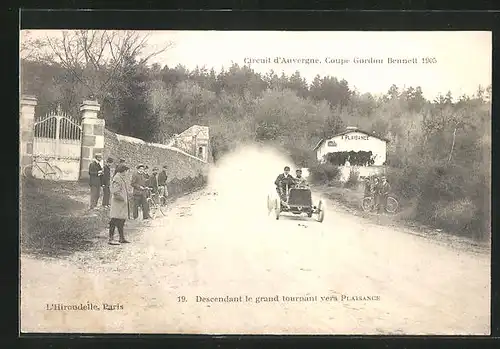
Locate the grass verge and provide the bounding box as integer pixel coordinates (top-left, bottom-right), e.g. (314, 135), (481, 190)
(20, 177), (207, 259)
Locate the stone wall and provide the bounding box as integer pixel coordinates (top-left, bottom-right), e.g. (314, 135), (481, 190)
(103, 129), (209, 197)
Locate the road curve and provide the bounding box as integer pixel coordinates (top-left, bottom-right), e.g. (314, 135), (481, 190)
(20, 188), (490, 335)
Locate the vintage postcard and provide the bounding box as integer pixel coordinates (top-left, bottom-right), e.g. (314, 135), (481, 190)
(19, 30), (491, 335)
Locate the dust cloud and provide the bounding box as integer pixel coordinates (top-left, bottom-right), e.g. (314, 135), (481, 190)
(205, 144), (296, 218)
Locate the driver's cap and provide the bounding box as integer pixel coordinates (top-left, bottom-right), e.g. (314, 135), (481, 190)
(284, 166), (290, 171)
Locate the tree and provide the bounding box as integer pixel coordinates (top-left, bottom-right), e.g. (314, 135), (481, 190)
(27, 30), (173, 105)
(387, 84), (399, 100)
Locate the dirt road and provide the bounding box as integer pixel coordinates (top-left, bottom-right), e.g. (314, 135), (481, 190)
(20, 189), (490, 335)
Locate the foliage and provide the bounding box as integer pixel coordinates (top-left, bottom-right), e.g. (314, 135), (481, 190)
(344, 167), (360, 188)
(308, 163), (341, 185)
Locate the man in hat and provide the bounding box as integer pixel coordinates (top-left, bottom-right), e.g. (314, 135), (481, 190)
(143, 165), (151, 181)
(157, 165), (169, 199)
(293, 168), (308, 188)
(274, 166), (294, 203)
(89, 153), (103, 209)
(108, 164), (131, 245)
(119, 158), (126, 164)
(147, 167), (160, 194)
(364, 176), (372, 198)
(131, 164), (151, 220)
(101, 157), (114, 207)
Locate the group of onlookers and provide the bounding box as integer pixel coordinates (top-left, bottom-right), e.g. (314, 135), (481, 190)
(87, 153), (169, 245)
(129, 164), (169, 220)
(364, 175), (391, 213)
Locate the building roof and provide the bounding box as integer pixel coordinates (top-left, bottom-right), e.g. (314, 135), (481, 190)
(313, 128), (390, 151)
(178, 125), (209, 139)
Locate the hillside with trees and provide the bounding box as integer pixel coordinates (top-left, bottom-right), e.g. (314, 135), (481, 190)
(20, 30), (491, 240)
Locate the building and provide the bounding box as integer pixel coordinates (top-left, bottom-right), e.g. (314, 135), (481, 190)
(313, 126), (389, 166)
(172, 125), (210, 162)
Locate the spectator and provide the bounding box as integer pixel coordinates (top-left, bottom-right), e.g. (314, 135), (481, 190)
(88, 153), (103, 209)
(294, 169), (308, 188)
(372, 177), (381, 211)
(158, 165), (169, 198)
(108, 164), (131, 245)
(119, 158), (126, 165)
(131, 164), (151, 220)
(101, 157), (114, 208)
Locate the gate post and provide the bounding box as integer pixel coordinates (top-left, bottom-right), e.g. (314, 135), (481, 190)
(79, 100), (103, 180)
(20, 95), (37, 169)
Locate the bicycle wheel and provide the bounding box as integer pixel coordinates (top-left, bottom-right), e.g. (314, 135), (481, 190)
(46, 166), (62, 181)
(157, 202), (166, 216)
(23, 165), (34, 178)
(148, 199), (157, 218)
(362, 197), (374, 212)
(385, 197), (399, 213)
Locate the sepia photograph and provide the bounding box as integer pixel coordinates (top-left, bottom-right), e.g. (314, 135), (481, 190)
(19, 30), (491, 335)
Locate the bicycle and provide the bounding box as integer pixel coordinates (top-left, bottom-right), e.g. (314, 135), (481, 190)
(157, 185), (168, 206)
(362, 194), (399, 214)
(145, 187), (166, 218)
(22, 157), (62, 180)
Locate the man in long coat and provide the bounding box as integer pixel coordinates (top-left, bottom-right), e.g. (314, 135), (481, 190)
(147, 167), (160, 194)
(101, 157), (114, 207)
(157, 165), (169, 198)
(89, 153), (103, 209)
(274, 166), (294, 203)
(109, 164), (131, 245)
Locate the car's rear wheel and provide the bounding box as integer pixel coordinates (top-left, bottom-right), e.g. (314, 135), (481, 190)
(317, 200), (325, 222)
(362, 197), (374, 212)
(385, 196), (399, 213)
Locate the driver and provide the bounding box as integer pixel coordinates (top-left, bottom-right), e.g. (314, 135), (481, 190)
(274, 166), (294, 202)
(294, 169), (308, 188)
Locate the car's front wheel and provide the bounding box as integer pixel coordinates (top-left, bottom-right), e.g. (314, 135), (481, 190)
(274, 198), (281, 220)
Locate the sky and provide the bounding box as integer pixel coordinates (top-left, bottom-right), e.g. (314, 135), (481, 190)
(22, 30), (491, 100)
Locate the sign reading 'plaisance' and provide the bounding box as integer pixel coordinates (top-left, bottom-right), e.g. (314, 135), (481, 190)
(341, 134), (370, 141)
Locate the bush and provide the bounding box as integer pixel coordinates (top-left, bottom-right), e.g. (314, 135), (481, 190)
(20, 177), (109, 257)
(344, 167), (360, 188)
(325, 151), (375, 166)
(309, 163), (340, 185)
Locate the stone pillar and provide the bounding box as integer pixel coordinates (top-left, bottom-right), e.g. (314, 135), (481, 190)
(79, 100), (103, 180)
(20, 95), (37, 169)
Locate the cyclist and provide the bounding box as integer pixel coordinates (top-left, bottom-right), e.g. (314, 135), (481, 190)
(274, 166), (294, 203)
(363, 176), (372, 198)
(293, 169), (309, 188)
(147, 167), (160, 194)
(377, 176), (391, 213)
